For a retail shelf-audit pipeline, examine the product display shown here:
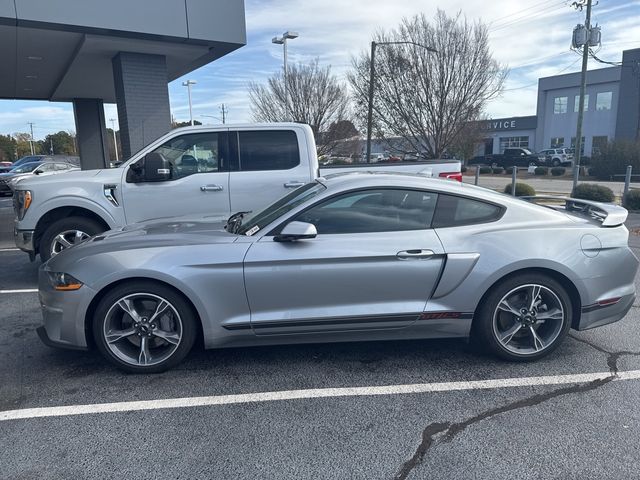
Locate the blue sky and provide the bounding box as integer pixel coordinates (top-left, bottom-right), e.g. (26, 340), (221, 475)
(1, 0), (638, 140)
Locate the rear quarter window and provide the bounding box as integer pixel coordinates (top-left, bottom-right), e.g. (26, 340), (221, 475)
(432, 194), (503, 228)
(237, 130), (300, 171)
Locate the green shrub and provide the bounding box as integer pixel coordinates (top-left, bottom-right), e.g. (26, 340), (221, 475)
(504, 166), (514, 174)
(550, 167), (566, 176)
(624, 189), (640, 210)
(590, 140), (640, 180)
(492, 167), (504, 174)
(504, 182), (536, 197)
(571, 183), (615, 203)
(479, 166), (492, 174)
(534, 167), (548, 176)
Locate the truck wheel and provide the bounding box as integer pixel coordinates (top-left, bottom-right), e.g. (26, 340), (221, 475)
(552, 159), (561, 167)
(40, 216), (105, 261)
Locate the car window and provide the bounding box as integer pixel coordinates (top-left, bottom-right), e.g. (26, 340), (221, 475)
(293, 189), (438, 234)
(148, 132), (221, 180)
(238, 182), (325, 235)
(54, 163), (71, 171)
(13, 163), (40, 173)
(236, 130), (300, 171)
(37, 163), (56, 173)
(432, 195), (503, 228)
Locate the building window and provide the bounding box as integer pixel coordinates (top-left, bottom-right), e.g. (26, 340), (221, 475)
(571, 136), (585, 156)
(574, 94), (589, 112)
(596, 92), (612, 111)
(499, 136), (529, 153)
(592, 136), (608, 155)
(553, 96), (568, 114)
(550, 137), (564, 148)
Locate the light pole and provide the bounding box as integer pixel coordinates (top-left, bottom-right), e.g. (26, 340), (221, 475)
(272, 31), (299, 121)
(182, 80), (197, 125)
(365, 41), (437, 163)
(109, 118), (119, 162)
(27, 122), (35, 155)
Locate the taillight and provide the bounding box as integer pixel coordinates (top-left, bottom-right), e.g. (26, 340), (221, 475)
(439, 172), (463, 182)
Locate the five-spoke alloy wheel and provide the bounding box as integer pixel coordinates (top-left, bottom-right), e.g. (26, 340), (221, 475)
(93, 282), (197, 373)
(474, 274), (572, 361)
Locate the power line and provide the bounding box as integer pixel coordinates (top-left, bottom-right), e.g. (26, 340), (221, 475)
(488, 0), (564, 29)
(502, 56), (582, 92)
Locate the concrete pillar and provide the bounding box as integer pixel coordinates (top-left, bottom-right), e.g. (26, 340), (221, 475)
(112, 52), (171, 159)
(73, 99), (110, 170)
(615, 48), (640, 141)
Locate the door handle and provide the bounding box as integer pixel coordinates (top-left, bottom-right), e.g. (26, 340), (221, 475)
(200, 185), (224, 192)
(284, 181), (306, 189)
(396, 249), (435, 259)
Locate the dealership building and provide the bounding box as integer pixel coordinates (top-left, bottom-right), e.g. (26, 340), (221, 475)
(477, 47), (640, 157)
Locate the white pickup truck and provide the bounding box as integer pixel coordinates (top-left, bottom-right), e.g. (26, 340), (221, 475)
(13, 123), (461, 260)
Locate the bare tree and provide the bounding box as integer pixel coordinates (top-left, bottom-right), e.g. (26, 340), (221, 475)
(349, 10), (507, 159)
(249, 59), (351, 154)
(449, 118), (488, 164)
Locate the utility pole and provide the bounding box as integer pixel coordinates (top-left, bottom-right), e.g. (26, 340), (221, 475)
(27, 122), (35, 155)
(272, 31), (299, 121)
(220, 104), (228, 124)
(109, 118), (119, 162)
(182, 80), (197, 125)
(572, 0), (592, 189)
(49, 138), (54, 155)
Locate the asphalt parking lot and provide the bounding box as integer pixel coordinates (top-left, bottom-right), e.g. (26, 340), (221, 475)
(2, 195), (640, 479)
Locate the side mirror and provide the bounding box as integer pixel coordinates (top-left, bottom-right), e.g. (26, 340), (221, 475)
(274, 221), (317, 242)
(33, 170), (41, 175)
(127, 153), (171, 183)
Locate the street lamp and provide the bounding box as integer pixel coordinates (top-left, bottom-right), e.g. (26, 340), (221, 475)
(365, 41), (437, 163)
(272, 31), (299, 121)
(109, 118), (118, 162)
(182, 79), (197, 125)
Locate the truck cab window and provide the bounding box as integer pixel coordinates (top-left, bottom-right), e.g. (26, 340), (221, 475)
(237, 130), (300, 171)
(148, 132), (221, 179)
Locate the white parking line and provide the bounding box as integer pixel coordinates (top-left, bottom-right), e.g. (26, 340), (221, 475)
(2, 369), (640, 422)
(0, 248), (20, 252)
(0, 289), (37, 294)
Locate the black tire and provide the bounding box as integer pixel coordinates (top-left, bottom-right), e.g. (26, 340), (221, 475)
(40, 216), (105, 261)
(93, 281), (198, 373)
(472, 273), (572, 361)
(552, 159), (561, 167)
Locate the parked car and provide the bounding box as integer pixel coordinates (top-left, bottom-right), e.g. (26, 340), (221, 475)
(0, 155), (44, 173)
(8, 161), (79, 191)
(14, 123), (461, 261)
(487, 148), (545, 168)
(539, 148), (574, 167)
(0, 161), (43, 196)
(37, 173), (637, 373)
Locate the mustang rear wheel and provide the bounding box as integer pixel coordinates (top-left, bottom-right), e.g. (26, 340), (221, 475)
(93, 281), (197, 373)
(474, 274), (572, 361)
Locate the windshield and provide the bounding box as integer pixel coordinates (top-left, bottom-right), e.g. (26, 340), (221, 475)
(237, 182), (326, 236)
(522, 149), (533, 155)
(11, 163), (40, 173)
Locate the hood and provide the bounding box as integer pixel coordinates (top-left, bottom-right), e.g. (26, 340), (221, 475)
(16, 168), (114, 189)
(45, 217), (239, 268)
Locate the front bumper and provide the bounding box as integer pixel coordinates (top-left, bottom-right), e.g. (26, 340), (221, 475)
(14, 225), (34, 253)
(37, 265), (96, 350)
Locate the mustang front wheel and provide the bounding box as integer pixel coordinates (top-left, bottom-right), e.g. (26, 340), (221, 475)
(93, 282), (197, 373)
(474, 274), (572, 361)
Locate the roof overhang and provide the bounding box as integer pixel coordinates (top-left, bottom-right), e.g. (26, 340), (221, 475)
(0, 0), (246, 102)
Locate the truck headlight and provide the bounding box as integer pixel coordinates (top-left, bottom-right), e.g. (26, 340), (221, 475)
(48, 272), (83, 291)
(14, 190), (32, 220)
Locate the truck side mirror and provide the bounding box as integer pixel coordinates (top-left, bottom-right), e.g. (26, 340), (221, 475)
(126, 153), (172, 183)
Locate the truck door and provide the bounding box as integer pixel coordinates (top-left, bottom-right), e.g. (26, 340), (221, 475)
(121, 130), (231, 224)
(227, 128), (313, 214)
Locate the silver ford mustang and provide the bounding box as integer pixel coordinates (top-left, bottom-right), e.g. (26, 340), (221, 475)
(38, 173), (638, 373)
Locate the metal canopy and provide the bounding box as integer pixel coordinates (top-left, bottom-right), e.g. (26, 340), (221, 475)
(0, 0), (246, 102)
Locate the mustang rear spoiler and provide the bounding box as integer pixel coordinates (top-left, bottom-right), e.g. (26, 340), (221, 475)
(521, 196), (628, 227)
